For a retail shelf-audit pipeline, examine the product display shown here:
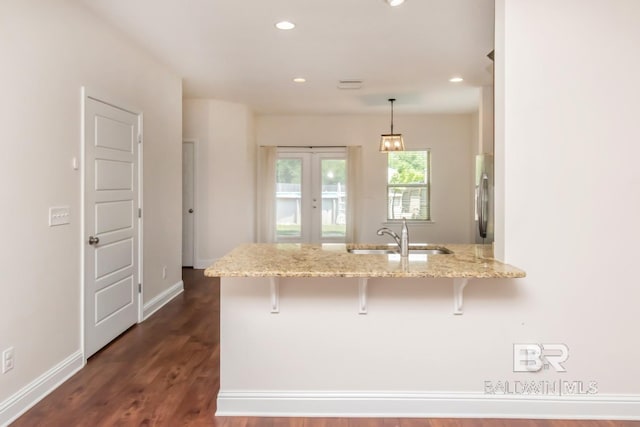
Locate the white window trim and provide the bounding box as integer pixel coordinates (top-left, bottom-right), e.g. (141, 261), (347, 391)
(386, 149), (432, 222)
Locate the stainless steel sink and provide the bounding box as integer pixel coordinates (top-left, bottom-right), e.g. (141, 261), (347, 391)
(347, 246), (453, 255)
(408, 248), (453, 255)
(347, 248), (398, 255)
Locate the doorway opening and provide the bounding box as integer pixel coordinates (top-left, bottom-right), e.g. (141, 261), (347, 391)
(275, 147), (347, 243)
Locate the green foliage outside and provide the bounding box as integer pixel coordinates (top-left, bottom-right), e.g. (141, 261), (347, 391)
(388, 151), (427, 184)
(321, 159), (345, 186)
(276, 159), (301, 184)
(276, 158), (346, 186)
(276, 224), (301, 236)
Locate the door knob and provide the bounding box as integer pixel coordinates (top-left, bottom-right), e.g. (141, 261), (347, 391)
(88, 236), (100, 245)
(188, 209), (194, 213)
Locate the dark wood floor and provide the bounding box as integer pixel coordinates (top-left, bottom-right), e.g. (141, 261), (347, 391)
(12, 269), (640, 427)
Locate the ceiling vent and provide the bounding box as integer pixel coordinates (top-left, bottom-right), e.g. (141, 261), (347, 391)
(337, 79), (363, 90)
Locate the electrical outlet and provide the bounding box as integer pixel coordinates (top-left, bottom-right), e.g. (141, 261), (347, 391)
(162, 266), (167, 279)
(2, 347), (14, 374)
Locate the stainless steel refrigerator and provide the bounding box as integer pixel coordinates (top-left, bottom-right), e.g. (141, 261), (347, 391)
(475, 154), (494, 244)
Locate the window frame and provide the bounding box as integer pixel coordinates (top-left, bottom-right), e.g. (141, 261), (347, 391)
(386, 149), (432, 222)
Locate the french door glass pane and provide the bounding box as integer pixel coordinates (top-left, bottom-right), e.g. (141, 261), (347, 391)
(276, 159), (302, 238)
(321, 159), (346, 238)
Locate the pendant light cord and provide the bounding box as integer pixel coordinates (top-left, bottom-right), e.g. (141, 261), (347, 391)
(389, 98), (395, 134)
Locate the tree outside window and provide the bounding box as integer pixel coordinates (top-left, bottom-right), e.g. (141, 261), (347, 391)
(387, 150), (430, 221)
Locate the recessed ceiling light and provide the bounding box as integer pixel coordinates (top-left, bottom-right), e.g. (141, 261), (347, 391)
(449, 76), (464, 83)
(293, 77), (306, 83)
(386, 0), (405, 6)
(275, 21), (295, 30)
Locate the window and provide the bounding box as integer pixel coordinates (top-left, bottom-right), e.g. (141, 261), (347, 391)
(387, 150), (431, 221)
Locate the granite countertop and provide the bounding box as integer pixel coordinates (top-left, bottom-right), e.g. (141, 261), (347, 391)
(204, 243), (526, 279)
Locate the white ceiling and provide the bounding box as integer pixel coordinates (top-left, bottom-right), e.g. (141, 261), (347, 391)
(79, 0), (494, 114)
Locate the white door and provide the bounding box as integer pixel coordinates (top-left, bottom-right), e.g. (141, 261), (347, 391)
(182, 141), (195, 267)
(275, 148), (347, 243)
(84, 95), (140, 358)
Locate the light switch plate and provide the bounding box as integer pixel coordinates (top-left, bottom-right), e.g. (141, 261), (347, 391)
(49, 206), (70, 226)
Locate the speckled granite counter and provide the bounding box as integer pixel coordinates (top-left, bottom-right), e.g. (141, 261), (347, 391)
(204, 243), (525, 279)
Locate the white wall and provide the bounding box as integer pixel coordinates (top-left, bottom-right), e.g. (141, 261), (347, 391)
(257, 114), (475, 244)
(183, 99), (256, 267)
(0, 0), (182, 420)
(496, 0), (640, 395)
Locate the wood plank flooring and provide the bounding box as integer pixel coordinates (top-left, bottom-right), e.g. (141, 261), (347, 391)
(12, 269), (640, 427)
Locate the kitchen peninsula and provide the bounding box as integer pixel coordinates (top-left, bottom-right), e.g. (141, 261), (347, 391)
(205, 243), (525, 279)
(205, 243), (525, 416)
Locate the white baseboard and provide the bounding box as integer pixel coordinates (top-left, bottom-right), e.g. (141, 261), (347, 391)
(0, 350), (84, 426)
(216, 391), (640, 420)
(194, 258), (217, 270)
(143, 280), (184, 320)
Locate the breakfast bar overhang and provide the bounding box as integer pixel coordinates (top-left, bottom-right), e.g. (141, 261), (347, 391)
(205, 243), (526, 417)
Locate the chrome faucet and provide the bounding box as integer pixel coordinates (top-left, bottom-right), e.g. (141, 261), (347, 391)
(376, 219), (409, 257)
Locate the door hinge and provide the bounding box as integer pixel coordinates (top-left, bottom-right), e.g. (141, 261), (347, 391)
(138, 283), (142, 293)
(137, 133), (142, 144)
(138, 208), (142, 218)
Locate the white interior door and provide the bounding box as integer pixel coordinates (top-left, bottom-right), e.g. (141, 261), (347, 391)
(182, 141), (195, 267)
(275, 148), (346, 243)
(84, 95), (140, 358)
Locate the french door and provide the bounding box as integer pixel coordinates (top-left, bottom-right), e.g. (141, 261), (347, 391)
(275, 148), (347, 243)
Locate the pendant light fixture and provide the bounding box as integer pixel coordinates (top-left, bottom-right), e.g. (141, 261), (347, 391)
(379, 98), (405, 152)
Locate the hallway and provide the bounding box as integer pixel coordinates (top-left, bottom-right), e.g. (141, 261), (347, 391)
(14, 269), (220, 426)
